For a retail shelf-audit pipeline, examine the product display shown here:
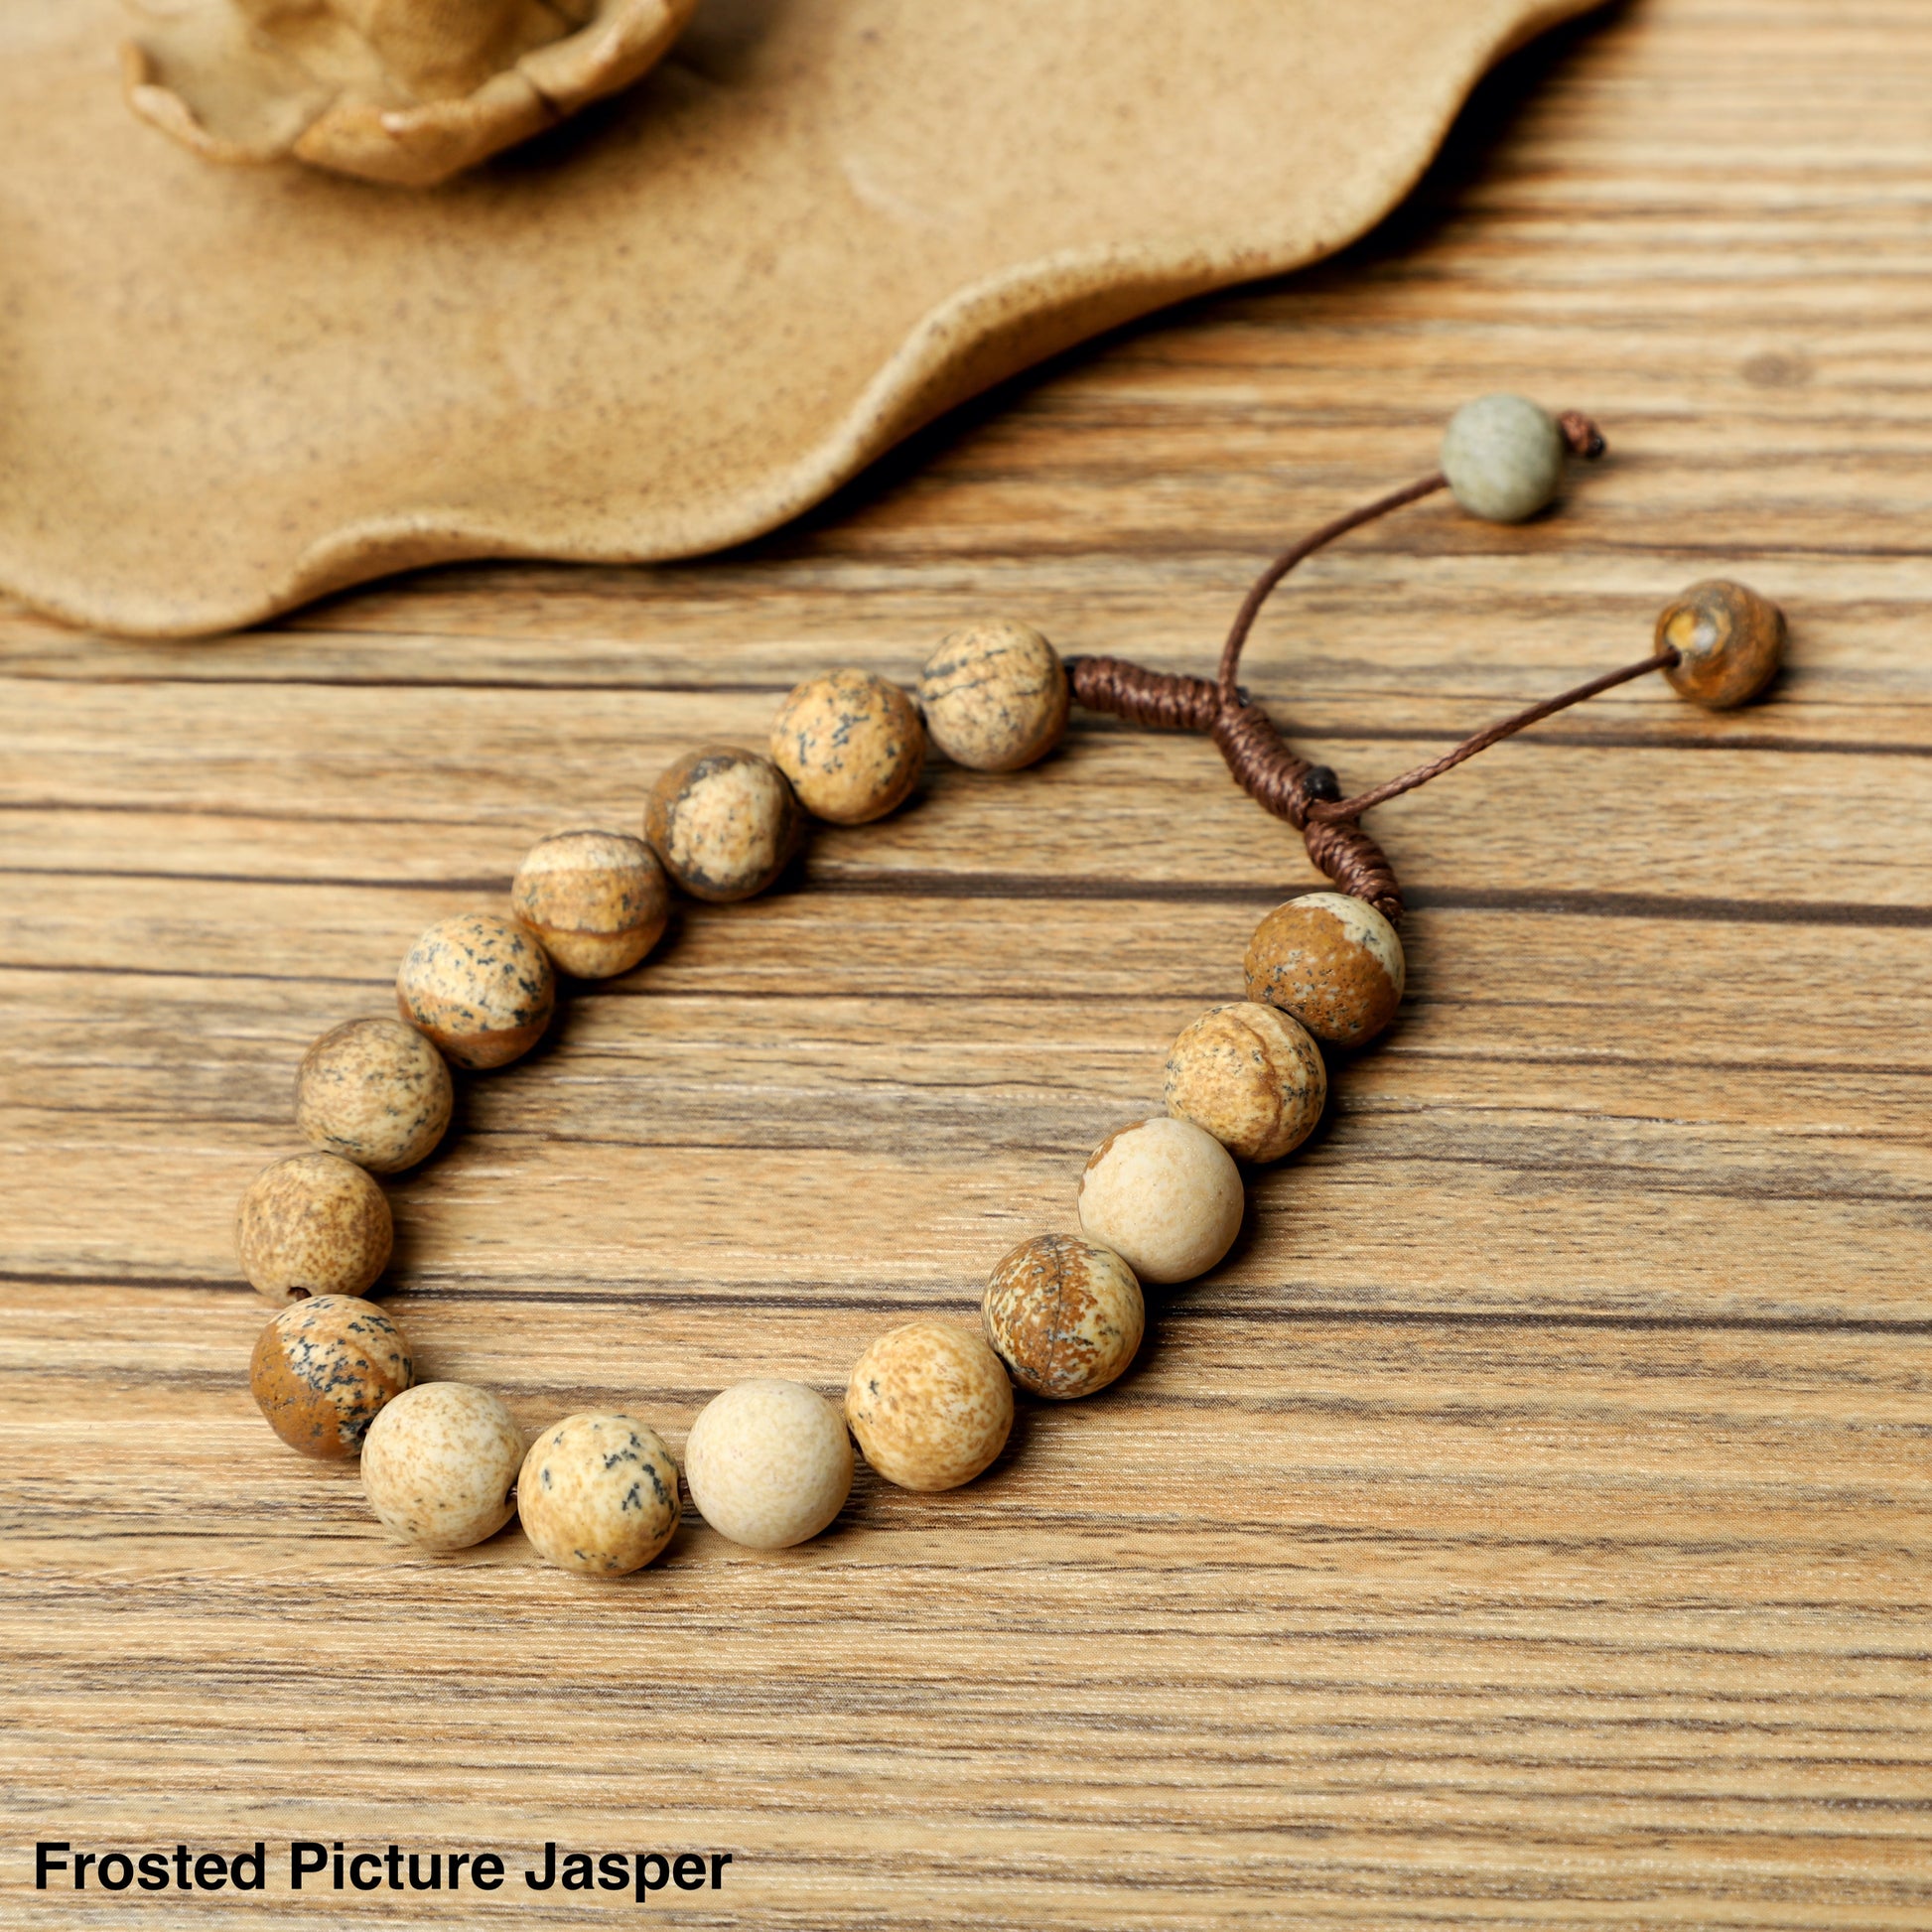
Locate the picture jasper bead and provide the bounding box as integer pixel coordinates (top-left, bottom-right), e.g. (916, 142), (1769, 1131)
(683, 1378), (854, 1550)
(1165, 1002), (1326, 1164)
(1244, 891), (1404, 1046)
(396, 910), (555, 1070)
(1077, 1117), (1243, 1286)
(1657, 578), (1786, 710)
(918, 619), (1070, 771)
(644, 746), (803, 902)
(295, 1016), (453, 1173)
(517, 1411), (681, 1576)
(360, 1382), (524, 1553)
(235, 1151), (392, 1305)
(846, 1321), (1014, 1493)
(1441, 392), (1567, 523)
(250, 1294), (413, 1459)
(770, 667), (926, 824)
(511, 828), (669, 979)
(982, 1234), (1144, 1401)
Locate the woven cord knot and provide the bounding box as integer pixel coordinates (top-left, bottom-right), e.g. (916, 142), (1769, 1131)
(1066, 655), (1404, 919)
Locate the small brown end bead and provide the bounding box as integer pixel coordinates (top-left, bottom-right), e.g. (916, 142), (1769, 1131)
(1658, 579), (1785, 711)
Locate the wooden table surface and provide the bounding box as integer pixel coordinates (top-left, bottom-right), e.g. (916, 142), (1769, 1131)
(5, 0), (1930, 1923)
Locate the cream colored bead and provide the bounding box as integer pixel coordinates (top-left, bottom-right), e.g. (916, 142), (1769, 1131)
(918, 620), (1070, 771)
(511, 828), (669, 978)
(846, 1321), (1013, 1493)
(1165, 1002), (1326, 1163)
(395, 910), (556, 1069)
(683, 1378), (854, 1549)
(295, 1016), (453, 1173)
(770, 668), (925, 824)
(644, 746), (804, 901)
(1243, 891), (1404, 1046)
(982, 1234), (1143, 1400)
(1077, 1117), (1243, 1286)
(235, 1151), (392, 1305)
(360, 1382), (524, 1553)
(517, 1411), (681, 1576)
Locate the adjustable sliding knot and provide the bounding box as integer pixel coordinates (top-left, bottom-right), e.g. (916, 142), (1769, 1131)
(1065, 653), (1407, 921)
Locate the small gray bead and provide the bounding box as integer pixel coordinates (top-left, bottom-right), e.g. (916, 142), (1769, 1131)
(1441, 393), (1566, 523)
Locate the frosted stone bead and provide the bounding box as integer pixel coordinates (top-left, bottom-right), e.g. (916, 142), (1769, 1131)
(846, 1321), (1013, 1492)
(644, 746), (804, 901)
(250, 1294), (413, 1459)
(918, 620), (1070, 771)
(396, 910), (555, 1070)
(295, 1016), (453, 1173)
(981, 1234), (1144, 1400)
(1077, 1117), (1242, 1286)
(1244, 891), (1404, 1046)
(770, 668), (926, 824)
(683, 1378), (854, 1549)
(517, 1411), (682, 1577)
(511, 828), (669, 979)
(235, 1151), (392, 1305)
(1165, 1001), (1326, 1163)
(1441, 393), (1566, 523)
(361, 1382), (524, 1553)
(1657, 579), (1786, 710)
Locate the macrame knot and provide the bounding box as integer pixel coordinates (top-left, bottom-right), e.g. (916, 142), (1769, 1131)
(1065, 655), (1406, 921)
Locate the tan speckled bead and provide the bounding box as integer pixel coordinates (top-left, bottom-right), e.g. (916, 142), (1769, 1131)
(1165, 1002), (1326, 1164)
(517, 1411), (682, 1576)
(235, 1151), (392, 1305)
(846, 1321), (1014, 1493)
(511, 828), (670, 979)
(1243, 891), (1405, 1046)
(918, 620), (1070, 771)
(1658, 579), (1786, 710)
(360, 1382), (524, 1553)
(770, 668), (926, 824)
(295, 1016), (453, 1173)
(982, 1234), (1144, 1400)
(396, 910), (555, 1070)
(683, 1378), (854, 1549)
(250, 1294), (413, 1459)
(1077, 1117), (1243, 1286)
(644, 746), (804, 901)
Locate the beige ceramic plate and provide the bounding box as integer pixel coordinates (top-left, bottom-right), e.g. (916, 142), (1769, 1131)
(0, 0), (1597, 636)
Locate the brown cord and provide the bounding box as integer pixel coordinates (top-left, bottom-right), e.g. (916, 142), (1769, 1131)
(1065, 412), (1640, 924)
(1308, 648), (1677, 823)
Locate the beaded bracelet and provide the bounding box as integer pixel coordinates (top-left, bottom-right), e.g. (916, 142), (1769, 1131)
(238, 394), (1787, 1574)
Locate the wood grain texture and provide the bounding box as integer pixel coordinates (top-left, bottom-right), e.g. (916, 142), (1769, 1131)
(4, 0), (1932, 1923)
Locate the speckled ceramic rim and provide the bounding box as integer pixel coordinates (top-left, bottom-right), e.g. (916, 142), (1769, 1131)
(2, 0), (1602, 635)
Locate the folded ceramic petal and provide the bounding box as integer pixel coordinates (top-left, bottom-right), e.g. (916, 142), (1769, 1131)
(121, 0), (697, 187)
(6, 0), (1600, 633)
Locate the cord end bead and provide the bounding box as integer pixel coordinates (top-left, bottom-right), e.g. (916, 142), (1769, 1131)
(1657, 579), (1786, 710)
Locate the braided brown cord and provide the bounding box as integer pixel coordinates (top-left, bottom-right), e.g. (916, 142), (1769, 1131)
(1065, 412), (1626, 924)
(1308, 648), (1677, 824)
(1214, 473), (1449, 704)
